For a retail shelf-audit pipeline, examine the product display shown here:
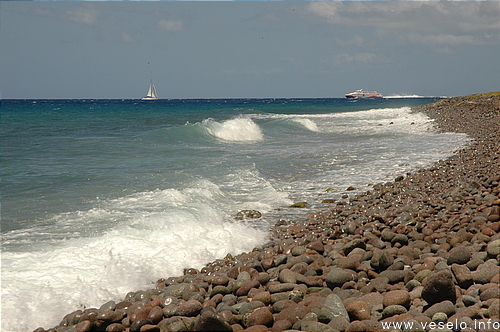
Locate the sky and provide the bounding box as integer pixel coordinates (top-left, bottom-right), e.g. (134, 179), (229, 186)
(1, 1), (499, 99)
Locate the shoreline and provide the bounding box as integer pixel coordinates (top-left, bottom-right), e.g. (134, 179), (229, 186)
(37, 93), (499, 332)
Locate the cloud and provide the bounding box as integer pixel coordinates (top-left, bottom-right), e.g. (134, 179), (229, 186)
(158, 19), (183, 32)
(121, 32), (137, 44)
(66, 7), (99, 25)
(331, 52), (389, 66)
(34, 5), (99, 26)
(306, 2), (500, 47)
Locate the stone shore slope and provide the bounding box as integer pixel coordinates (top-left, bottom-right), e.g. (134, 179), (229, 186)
(38, 93), (500, 332)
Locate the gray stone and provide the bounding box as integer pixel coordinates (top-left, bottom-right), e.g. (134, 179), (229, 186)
(326, 268), (357, 289)
(279, 269), (297, 284)
(318, 293), (350, 323)
(486, 239), (500, 257)
(382, 305), (407, 319)
(423, 300), (456, 318)
(473, 261), (500, 283)
(370, 250), (394, 272)
(447, 246), (472, 265)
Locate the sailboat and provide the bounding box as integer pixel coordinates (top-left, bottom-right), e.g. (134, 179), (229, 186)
(142, 80), (158, 100)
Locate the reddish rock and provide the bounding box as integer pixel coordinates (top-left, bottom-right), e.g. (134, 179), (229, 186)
(451, 264), (473, 289)
(75, 320), (93, 332)
(105, 323), (126, 332)
(346, 300), (371, 321)
(174, 300), (202, 317)
(345, 320), (367, 332)
(251, 291), (272, 305)
(422, 269), (457, 305)
(211, 275), (230, 286)
(130, 307), (151, 323)
(271, 319), (292, 331)
(383, 290), (411, 309)
(147, 306), (163, 325)
(274, 303), (309, 325)
(307, 240), (325, 253)
(246, 307), (274, 328)
(245, 324), (270, 331)
(236, 279), (261, 296)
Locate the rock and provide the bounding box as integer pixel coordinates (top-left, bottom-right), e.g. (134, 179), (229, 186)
(129, 319), (153, 332)
(318, 293), (350, 323)
(486, 239), (500, 257)
(105, 323), (126, 332)
(432, 312), (448, 322)
(174, 300), (202, 317)
(346, 300), (371, 321)
(345, 321), (368, 332)
(343, 239), (366, 255)
(251, 291), (271, 305)
(147, 306), (163, 324)
(268, 283), (295, 294)
(461, 295), (479, 307)
(381, 305), (407, 319)
(193, 308), (232, 331)
(422, 269), (457, 305)
(162, 316), (195, 332)
(383, 290), (411, 309)
(279, 269), (297, 284)
(451, 264), (473, 289)
(211, 275), (230, 286)
(246, 307), (274, 328)
(290, 202), (308, 208)
(489, 299), (500, 318)
(391, 234), (409, 246)
(370, 250), (394, 272)
(480, 287), (500, 301)
(235, 279), (260, 296)
(235, 210), (262, 219)
(275, 303), (310, 325)
(271, 319), (293, 331)
(326, 268), (357, 289)
(473, 261), (500, 284)
(447, 246), (472, 265)
(75, 321), (93, 332)
(423, 301), (456, 318)
(300, 321), (332, 332)
(307, 240), (325, 253)
(327, 316), (350, 331)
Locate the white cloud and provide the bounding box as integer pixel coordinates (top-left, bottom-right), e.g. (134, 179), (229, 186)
(306, 2), (500, 47)
(34, 5), (99, 26)
(158, 19), (183, 32)
(121, 32), (136, 44)
(331, 52), (389, 66)
(66, 7), (99, 26)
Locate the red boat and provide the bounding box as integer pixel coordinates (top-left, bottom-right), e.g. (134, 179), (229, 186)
(345, 89), (383, 99)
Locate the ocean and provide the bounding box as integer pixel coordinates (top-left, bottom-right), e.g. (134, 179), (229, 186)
(1, 97), (469, 331)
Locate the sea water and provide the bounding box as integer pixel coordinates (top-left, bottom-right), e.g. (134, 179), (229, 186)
(1, 98), (469, 331)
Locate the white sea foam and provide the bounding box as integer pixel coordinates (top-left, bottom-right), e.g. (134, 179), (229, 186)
(1, 179), (272, 331)
(292, 118), (320, 132)
(203, 117), (264, 142)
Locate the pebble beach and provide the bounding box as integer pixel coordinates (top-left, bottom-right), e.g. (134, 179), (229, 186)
(35, 93), (500, 332)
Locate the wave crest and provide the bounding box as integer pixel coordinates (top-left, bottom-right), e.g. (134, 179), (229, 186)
(203, 117), (264, 142)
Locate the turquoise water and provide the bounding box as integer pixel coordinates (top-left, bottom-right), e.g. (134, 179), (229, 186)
(1, 98), (468, 330)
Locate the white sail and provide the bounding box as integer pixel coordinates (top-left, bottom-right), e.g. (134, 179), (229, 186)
(142, 80), (158, 100)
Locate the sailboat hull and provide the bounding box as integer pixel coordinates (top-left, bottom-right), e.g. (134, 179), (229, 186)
(142, 80), (158, 100)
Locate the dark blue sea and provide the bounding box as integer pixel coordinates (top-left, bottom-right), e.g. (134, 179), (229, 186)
(1, 97), (469, 330)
